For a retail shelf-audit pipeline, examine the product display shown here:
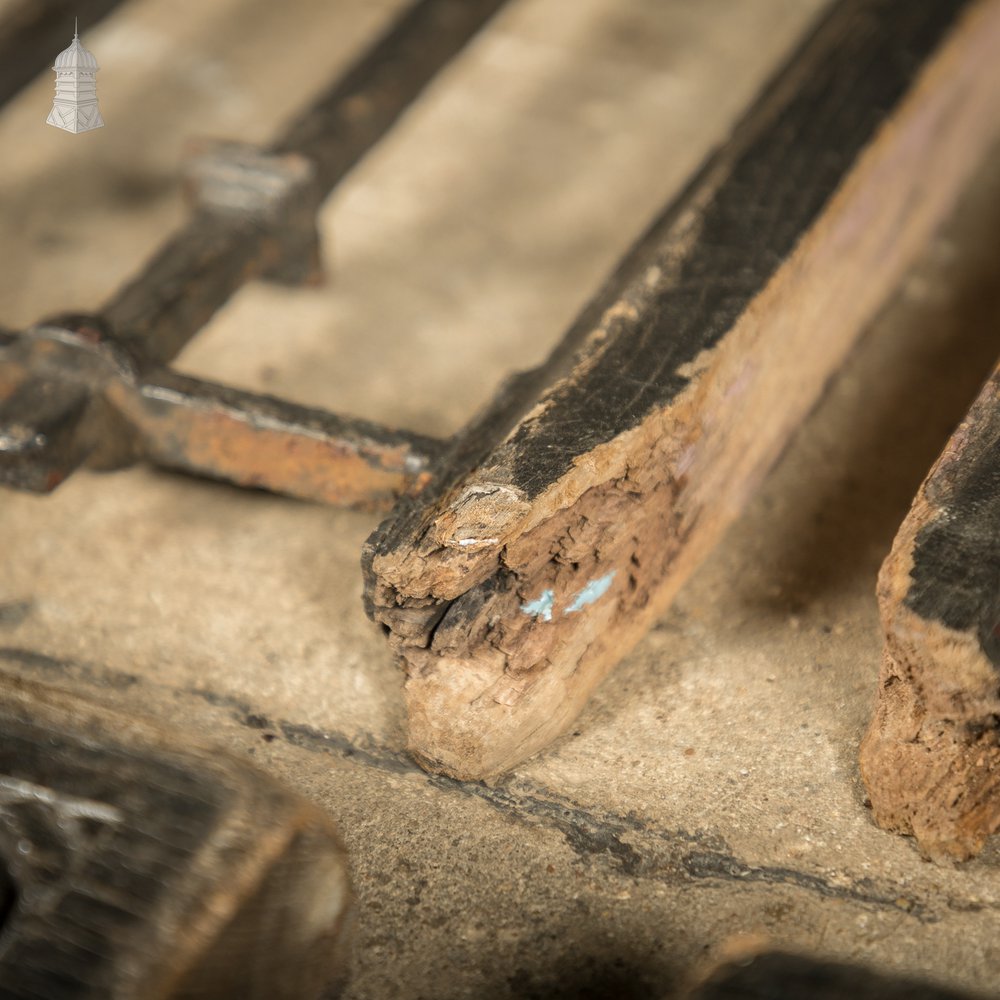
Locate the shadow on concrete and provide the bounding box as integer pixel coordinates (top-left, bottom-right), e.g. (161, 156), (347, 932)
(497, 955), (667, 1000)
(731, 141), (1000, 613)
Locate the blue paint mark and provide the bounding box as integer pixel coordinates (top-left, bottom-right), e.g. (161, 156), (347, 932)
(521, 589), (554, 622)
(566, 571), (617, 614)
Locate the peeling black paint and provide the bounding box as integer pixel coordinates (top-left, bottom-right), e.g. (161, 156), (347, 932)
(904, 375), (1000, 668)
(499, 0), (967, 497)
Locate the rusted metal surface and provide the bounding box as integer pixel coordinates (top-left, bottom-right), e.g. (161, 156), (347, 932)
(0, 320), (442, 508)
(111, 368), (442, 509)
(0, 375), (96, 492)
(0, 320), (123, 493)
(0, 675), (352, 999)
(0, 0), (503, 506)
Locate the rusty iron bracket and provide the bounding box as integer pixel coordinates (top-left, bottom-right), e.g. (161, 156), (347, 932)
(0, 0), (506, 508)
(0, 317), (442, 506)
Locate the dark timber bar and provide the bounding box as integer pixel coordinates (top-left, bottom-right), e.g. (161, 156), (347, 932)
(364, 0), (1000, 779)
(102, 0), (509, 366)
(861, 360), (1000, 862)
(0, 676), (351, 999)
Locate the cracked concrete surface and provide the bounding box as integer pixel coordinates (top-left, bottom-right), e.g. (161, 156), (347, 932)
(3, 0), (1000, 996)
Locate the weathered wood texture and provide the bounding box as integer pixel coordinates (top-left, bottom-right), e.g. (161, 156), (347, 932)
(364, 0), (1000, 779)
(860, 363), (1000, 862)
(0, 676), (352, 999)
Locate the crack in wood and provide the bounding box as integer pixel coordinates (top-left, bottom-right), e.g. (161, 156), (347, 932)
(364, 0), (1000, 780)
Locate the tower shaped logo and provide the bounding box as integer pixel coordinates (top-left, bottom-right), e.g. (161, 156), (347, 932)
(47, 21), (105, 134)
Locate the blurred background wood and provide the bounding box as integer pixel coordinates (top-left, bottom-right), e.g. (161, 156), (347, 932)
(0, 677), (351, 999)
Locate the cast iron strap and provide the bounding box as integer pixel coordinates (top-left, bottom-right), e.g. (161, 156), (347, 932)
(0, 0), (508, 509)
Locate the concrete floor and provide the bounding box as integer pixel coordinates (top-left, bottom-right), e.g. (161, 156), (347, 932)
(2, 1), (1000, 996)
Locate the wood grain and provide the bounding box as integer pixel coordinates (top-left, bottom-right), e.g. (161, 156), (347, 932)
(860, 362), (1000, 862)
(364, 0), (1000, 779)
(0, 676), (352, 999)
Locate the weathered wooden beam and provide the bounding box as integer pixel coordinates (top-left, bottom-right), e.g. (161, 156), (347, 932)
(0, 675), (352, 999)
(860, 362), (1000, 862)
(364, 0), (1000, 779)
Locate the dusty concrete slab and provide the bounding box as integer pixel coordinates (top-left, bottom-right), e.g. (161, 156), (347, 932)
(4, 1), (1000, 997)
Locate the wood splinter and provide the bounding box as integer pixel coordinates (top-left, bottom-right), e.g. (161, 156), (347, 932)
(364, 0), (1000, 780)
(861, 362), (1000, 863)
